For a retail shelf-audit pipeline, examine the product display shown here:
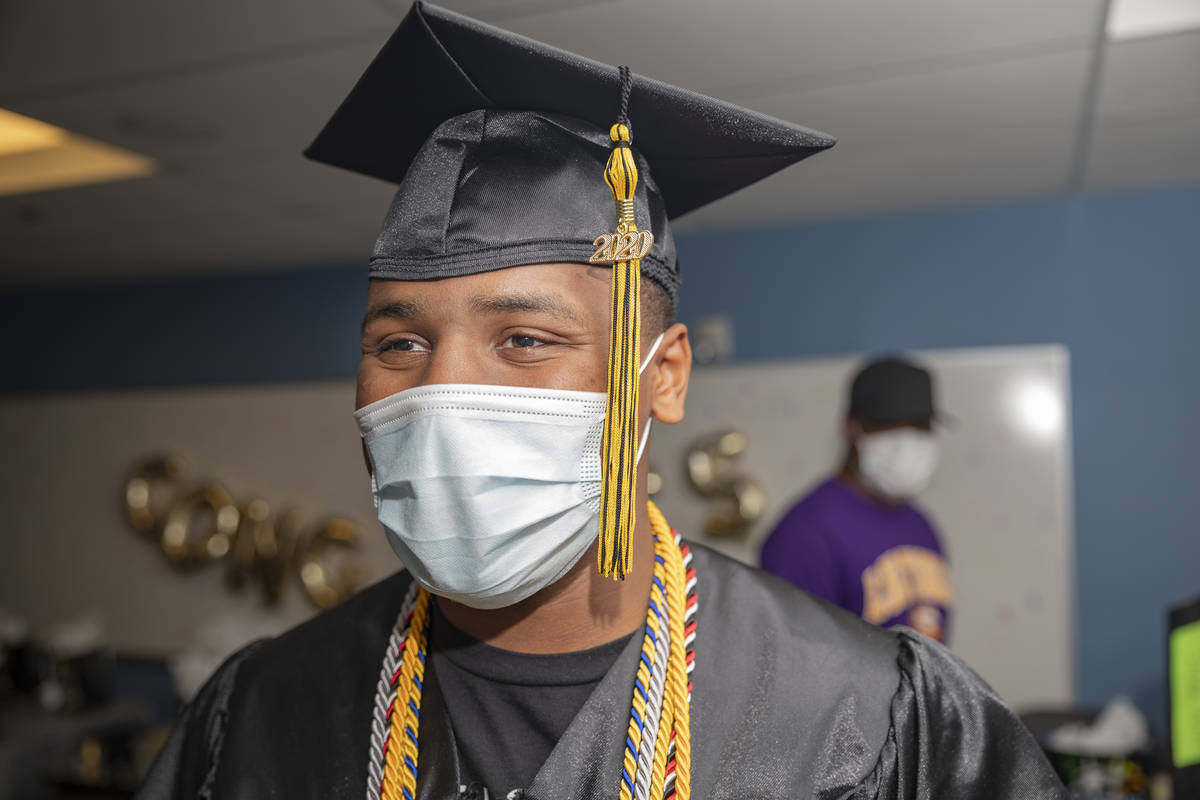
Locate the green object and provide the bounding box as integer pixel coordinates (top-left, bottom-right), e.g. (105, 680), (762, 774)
(1172, 618), (1200, 768)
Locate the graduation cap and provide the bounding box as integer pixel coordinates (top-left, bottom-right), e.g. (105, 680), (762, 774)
(306, 1), (835, 580)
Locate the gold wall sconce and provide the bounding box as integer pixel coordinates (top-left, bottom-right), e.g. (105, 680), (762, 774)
(684, 430), (766, 538)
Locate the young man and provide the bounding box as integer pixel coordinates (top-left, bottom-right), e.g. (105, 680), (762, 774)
(138, 4), (1064, 798)
(761, 357), (954, 643)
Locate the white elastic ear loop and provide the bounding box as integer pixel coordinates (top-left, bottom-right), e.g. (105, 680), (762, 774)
(634, 332), (666, 464)
(640, 332), (666, 376)
(636, 418), (653, 464)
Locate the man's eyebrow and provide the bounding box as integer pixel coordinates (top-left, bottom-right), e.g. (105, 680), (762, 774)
(469, 291), (584, 324)
(361, 299), (426, 335)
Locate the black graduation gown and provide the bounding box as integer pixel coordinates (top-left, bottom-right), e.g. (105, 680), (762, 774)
(136, 544), (1067, 799)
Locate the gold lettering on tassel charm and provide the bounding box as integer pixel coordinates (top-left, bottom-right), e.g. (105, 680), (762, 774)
(589, 226), (654, 264)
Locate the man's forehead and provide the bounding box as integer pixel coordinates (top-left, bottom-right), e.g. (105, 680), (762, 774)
(370, 261), (602, 288)
(371, 262), (606, 295)
(363, 262), (608, 324)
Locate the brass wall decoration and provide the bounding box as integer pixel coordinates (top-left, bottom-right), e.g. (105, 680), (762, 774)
(299, 517), (367, 609)
(124, 454), (187, 535)
(684, 430), (766, 538)
(161, 483), (239, 563)
(123, 454), (365, 608)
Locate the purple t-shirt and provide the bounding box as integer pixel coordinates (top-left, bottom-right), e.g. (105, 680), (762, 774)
(759, 478), (952, 642)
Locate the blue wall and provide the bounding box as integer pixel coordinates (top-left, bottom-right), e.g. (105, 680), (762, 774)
(4, 182), (1198, 735)
(0, 266), (367, 391)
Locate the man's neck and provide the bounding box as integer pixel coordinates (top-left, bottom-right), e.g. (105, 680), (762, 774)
(435, 501), (657, 655)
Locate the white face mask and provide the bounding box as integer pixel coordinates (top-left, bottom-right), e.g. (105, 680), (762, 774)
(355, 334), (663, 609)
(856, 427), (939, 500)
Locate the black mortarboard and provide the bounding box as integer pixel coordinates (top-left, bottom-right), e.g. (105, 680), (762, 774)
(307, 1), (834, 580)
(304, 1), (834, 299)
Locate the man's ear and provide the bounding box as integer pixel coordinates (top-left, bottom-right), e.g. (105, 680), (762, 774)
(648, 323), (691, 425)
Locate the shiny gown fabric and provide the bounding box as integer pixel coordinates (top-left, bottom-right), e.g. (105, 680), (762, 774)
(136, 545), (1067, 799)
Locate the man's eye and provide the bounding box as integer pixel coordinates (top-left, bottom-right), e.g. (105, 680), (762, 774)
(376, 338), (428, 355)
(502, 334), (547, 349)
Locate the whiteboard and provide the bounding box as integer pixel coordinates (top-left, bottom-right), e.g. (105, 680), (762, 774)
(647, 345), (1075, 710)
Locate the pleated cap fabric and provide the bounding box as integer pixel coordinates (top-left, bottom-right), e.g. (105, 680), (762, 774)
(367, 108), (682, 299)
(303, 1), (836, 296)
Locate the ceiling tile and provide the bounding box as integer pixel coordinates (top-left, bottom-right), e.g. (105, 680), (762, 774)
(1085, 108), (1200, 191)
(0, 173), (253, 241)
(5, 44), (382, 165)
(0, 0), (397, 98)
(0, 170), (378, 286)
(1095, 29), (1200, 120)
(0, 197), (378, 286)
(674, 122), (1078, 230)
(481, 0), (1100, 96)
(752, 48), (1091, 147)
(183, 154), (399, 226)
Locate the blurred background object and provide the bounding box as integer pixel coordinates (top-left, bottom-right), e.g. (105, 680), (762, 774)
(689, 314), (735, 366)
(1, 1), (1198, 797)
(684, 430), (767, 537)
(1168, 594), (1200, 799)
(1023, 699), (1160, 800)
(759, 356), (953, 643)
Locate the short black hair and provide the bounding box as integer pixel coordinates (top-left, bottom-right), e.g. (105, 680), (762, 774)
(641, 279), (677, 336)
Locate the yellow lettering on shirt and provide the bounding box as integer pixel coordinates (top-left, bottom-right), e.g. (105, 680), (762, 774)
(861, 546), (953, 625)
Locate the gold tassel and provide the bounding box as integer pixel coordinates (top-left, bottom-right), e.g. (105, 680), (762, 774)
(597, 66), (646, 580)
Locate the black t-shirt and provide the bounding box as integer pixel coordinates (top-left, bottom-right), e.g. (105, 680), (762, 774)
(428, 605), (636, 798)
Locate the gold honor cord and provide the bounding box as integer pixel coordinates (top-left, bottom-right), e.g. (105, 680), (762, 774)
(382, 587), (430, 800)
(370, 502), (695, 800)
(594, 64), (653, 581)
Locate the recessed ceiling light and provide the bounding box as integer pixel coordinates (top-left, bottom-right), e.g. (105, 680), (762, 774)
(1108, 0), (1200, 41)
(0, 108), (155, 197)
(0, 108), (68, 157)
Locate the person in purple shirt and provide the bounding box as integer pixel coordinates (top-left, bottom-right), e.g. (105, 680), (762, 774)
(760, 356), (953, 642)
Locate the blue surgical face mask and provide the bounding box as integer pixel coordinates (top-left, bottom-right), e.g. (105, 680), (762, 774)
(355, 333), (664, 609)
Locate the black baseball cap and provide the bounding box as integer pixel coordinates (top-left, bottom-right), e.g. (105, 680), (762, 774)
(847, 356), (942, 426)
